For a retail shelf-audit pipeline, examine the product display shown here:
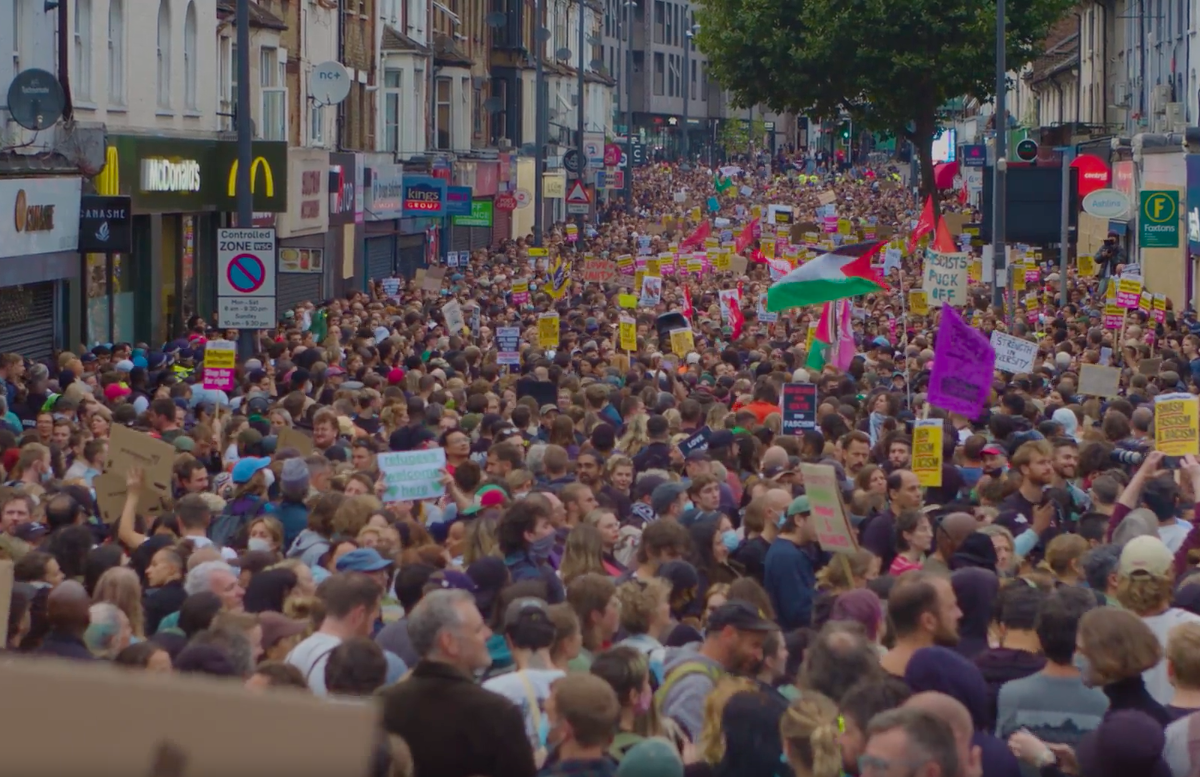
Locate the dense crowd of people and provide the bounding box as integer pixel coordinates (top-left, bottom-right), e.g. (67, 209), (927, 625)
(2, 152), (1199, 777)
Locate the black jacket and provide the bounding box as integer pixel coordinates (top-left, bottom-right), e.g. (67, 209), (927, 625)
(381, 660), (536, 777)
(144, 580), (188, 635)
(34, 631), (94, 661)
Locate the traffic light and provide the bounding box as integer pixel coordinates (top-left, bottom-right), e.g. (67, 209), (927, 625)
(841, 123), (850, 141)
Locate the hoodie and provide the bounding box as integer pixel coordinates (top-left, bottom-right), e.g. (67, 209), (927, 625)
(287, 528), (331, 569)
(905, 646), (1023, 777)
(950, 568), (999, 661)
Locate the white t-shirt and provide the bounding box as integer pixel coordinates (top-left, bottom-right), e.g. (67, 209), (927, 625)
(1159, 520), (1193, 554)
(1141, 608), (1200, 704)
(286, 632), (342, 696)
(482, 668), (564, 749)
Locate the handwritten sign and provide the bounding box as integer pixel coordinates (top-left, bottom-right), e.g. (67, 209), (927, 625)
(923, 251), (971, 307)
(927, 306), (995, 417)
(779, 383), (818, 435)
(94, 471), (172, 525)
(582, 258), (616, 284)
(378, 448), (448, 501)
(105, 425), (177, 497)
(619, 316), (637, 352)
(201, 340), (236, 391)
(990, 331), (1038, 374)
(1155, 393), (1200, 456)
(442, 300), (466, 334)
(912, 419), (944, 487)
(797, 463), (858, 553)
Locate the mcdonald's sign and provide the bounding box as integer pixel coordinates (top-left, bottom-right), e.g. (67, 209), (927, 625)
(215, 142), (287, 212)
(227, 157), (276, 198)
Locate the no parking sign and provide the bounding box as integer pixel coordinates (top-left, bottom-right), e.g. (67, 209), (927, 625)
(218, 228), (276, 329)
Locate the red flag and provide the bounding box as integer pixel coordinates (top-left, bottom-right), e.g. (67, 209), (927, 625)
(680, 220), (712, 250)
(729, 300), (745, 339)
(750, 248), (767, 264)
(735, 217), (760, 253)
(932, 214), (957, 253)
(736, 280), (744, 302)
(682, 285), (694, 321)
(907, 196), (935, 253)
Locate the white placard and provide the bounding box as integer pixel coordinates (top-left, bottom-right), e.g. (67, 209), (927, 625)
(990, 331), (1038, 374)
(442, 299), (465, 334)
(923, 251), (970, 307)
(377, 449), (448, 501)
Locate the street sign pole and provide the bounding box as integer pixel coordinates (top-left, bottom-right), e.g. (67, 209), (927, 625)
(235, 0), (257, 358)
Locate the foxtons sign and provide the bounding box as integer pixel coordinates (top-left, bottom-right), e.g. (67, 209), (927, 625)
(1140, 190), (1180, 248)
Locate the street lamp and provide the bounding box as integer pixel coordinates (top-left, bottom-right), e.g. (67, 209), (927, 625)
(682, 23), (699, 161)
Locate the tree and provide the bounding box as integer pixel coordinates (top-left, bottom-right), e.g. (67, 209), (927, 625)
(718, 117), (769, 159)
(694, 0), (1072, 216)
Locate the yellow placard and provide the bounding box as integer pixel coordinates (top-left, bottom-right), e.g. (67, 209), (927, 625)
(1155, 393), (1200, 456)
(1118, 276), (1143, 300)
(1154, 293), (1167, 312)
(669, 328), (695, 356)
(837, 219), (852, 234)
(618, 293), (638, 309)
(912, 419), (944, 487)
(805, 322), (818, 353)
(1078, 255), (1096, 276)
(528, 248), (548, 257)
(538, 314), (560, 348)
(763, 240), (775, 259)
(619, 316), (637, 351)
(1139, 291), (1153, 313)
(1013, 271), (1026, 291)
(704, 237), (719, 249)
(715, 252), (730, 271)
(690, 207), (701, 222)
(687, 258), (703, 274)
(908, 290), (929, 316)
(617, 254), (633, 272)
(203, 343), (236, 370)
(634, 270), (644, 292)
(646, 258), (660, 277)
(542, 174), (566, 199)
(968, 259), (982, 282)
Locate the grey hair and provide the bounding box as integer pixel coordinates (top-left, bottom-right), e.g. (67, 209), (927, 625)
(1112, 508), (1159, 546)
(84, 603), (126, 659)
(525, 443), (547, 477)
(865, 708), (959, 777)
(1082, 542), (1124, 591)
(407, 588), (473, 659)
(185, 561), (237, 596)
(191, 627), (254, 677)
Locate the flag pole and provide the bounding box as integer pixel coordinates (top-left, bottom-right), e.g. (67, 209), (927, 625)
(897, 263), (913, 410)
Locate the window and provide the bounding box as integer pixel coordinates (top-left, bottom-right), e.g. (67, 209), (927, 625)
(653, 1), (663, 43)
(384, 68), (401, 152)
(435, 76), (451, 149)
(156, 0), (171, 108)
(473, 84), (483, 137)
(260, 47), (286, 140)
(653, 51), (663, 95)
(107, 0), (124, 104)
(311, 102), (325, 145)
(12, 0), (21, 70)
(184, 2), (197, 109)
(665, 2), (673, 46)
(690, 58), (696, 100)
(414, 67), (424, 147)
(700, 61), (707, 101)
(73, 0), (92, 101)
(667, 54), (674, 97)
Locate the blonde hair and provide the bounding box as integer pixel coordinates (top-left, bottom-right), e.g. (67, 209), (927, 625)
(248, 515), (285, 551)
(560, 524), (608, 586)
(1168, 622), (1200, 688)
(1116, 572), (1176, 615)
(93, 566), (145, 638)
(698, 677), (756, 764)
(780, 692), (843, 777)
(815, 549), (877, 592)
(332, 495), (384, 536)
(1041, 533), (1088, 579)
(616, 578), (670, 636)
(463, 515), (501, 565)
(1078, 607), (1162, 685)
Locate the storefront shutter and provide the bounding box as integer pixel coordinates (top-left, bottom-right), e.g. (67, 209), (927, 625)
(396, 234), (426, 279)
(365, 235), (397, 282)
(0, 282), (55, 362)
(450, 224), (472, 253)
(277, 274), (322, 317)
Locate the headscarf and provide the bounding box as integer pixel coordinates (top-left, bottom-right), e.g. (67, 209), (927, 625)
(1052, 407), (1079, 441)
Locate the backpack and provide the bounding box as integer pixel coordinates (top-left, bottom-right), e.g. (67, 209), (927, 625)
(608, 732), (645, 763)
(208, 496), (267, 548)
(653, 660), (724, 713)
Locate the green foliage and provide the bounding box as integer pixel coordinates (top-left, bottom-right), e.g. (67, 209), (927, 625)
(718, 118), (769, 156)
(694, 0), (1072, 199)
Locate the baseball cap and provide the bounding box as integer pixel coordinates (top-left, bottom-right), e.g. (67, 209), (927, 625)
(706, 600), (774, 633)
(335, 547), (394, 573)
(502, 596), (552, 631)
(463, 484), (507, 516)
(787, 495), (811, 516)
(981, 444), (1006, 456)
(427, 569), (479, 592)
(650, 482), (688, 515)
(231, 456), (271, 485)
(1119, 535), (1174, 578)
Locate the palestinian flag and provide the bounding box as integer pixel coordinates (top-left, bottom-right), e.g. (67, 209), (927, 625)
(714, 172), (734, 195)
(766, 241), (888, 312)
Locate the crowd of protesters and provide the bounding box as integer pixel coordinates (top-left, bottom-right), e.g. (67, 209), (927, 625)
(1, 152), (1199, 777)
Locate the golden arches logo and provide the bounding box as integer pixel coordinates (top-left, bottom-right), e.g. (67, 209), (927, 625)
(97, 146), (120, 196)
(227, 157), (275, 197)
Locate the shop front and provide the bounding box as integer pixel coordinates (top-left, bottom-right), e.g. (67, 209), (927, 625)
(329, 152), (364, 296)
(276, 149), (330, 313)
(0, 176), (82, 359)
(98, 135), (287, 343)
(363, 155), (404, 284)
(448, 159), (499, 255)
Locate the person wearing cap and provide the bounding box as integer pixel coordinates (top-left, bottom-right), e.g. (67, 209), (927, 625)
(482, 598), (564, 763)
(286, 572), (383, 696)
(764, 495), (822, 631)
(656, 600), (774, 740)
(335, 547), (394, 596)
(650, 482), (690, 524)
(631, 416), (673, 474)
(1112, 534), (1200, 705)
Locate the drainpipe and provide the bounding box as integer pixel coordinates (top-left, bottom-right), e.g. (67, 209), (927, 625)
(57, 0), (73, 121)
(1076, 11), (1082, 125)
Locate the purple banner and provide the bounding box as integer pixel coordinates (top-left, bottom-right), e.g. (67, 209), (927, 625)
(928, 306), (995, 417)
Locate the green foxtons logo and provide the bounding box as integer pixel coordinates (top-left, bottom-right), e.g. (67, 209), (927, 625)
(1140, 190), (1180, 248)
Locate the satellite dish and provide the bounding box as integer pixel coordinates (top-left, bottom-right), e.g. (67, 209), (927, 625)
(484, 96), (504, 113)
(6, 68), (65, 131)
(556, 48), (572, 60)
(536, 28), (552, 42)
(485, 11), (506, 26)
(589, 59), (605, 70)
(310, 61), (351, 106)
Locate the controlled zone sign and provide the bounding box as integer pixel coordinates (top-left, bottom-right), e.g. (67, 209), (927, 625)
(218, 227), (276, 329)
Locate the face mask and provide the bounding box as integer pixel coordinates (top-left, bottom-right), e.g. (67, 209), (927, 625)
(40, 467), (51, 483)
(682, 500), (694, 513)
(635, 687), (653, 715)
(247, 537), (272, 553)
(1074, 653), (1094, 686)
(529, 532), (556, 562)
(720, 529), (740, 552)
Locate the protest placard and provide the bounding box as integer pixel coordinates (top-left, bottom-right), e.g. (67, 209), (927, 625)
(645, 258), (661, 277)
(1116, 275), (1143, 309)
(818, 190), (837, 205)
(728, 255), (748, 275)
(779, 383), (818, 435)
(0, 657), (376, 776)
(497, 326), (521, 366)
(927, 306), (995, 417)
(1078, 364), (1121, 397)
(93, 471), (173, 524)
(421, 266), (446, 291)
(797, 463), (858, 553)
(104, 425), (177, 496)
(639, 276), (663, 306)
(510, 280), (530, 304)
(1155, 393), (1200, 456)
(581, 258), (616, 284)
(538, 314), (559, 348)
(679, 427), (711, 457)
(670, 328), (695, 356)
(618, 294), (638, 309)
(923, 251), (971, 307)
(908, 290), (929, 316)
(277, 426), (314, 456)
(1139, 357), (1163, 377)
(201, 340), (236, 391)
(378, 448), (448, 501)
(0, 560), (11, 646)
(990, 331), (1038, 374)
(912, 419), (944, 487)
(442, 300), (466, 334)
(619, 317), (637, 352)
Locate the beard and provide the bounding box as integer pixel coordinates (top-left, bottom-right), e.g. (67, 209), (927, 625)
(932, 617), (960, 647)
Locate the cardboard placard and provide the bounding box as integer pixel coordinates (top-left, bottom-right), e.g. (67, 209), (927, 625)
(582, 259), (617, 284)
(104, 425), (177, 497)
(277, 426), (315, 456)
(990, 331), (1038, 375)
(0, 559), (11, 648)
(679, 426), (711, 456)
(421, 266), (447, 292)
(0, 658), (376, 776)
(1078, 364), (1121, 397)
(93, 471), (173, 525)
(797, 463), (858, 553)
(728, 255), (748, 275)
(817, 190), (837, 205)
(1139, 357), (1163, 377)
(377, 448), (448, 501)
